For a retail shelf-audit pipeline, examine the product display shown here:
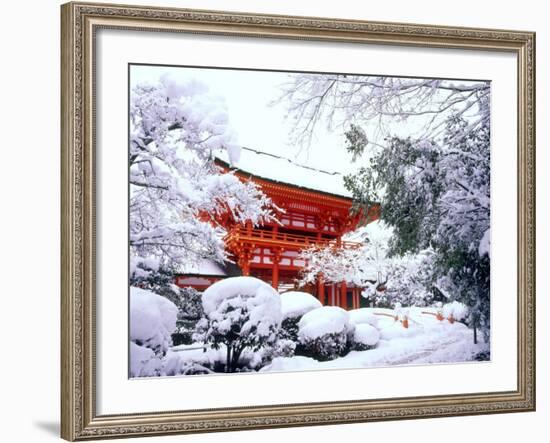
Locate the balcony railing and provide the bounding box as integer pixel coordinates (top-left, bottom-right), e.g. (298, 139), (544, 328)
(225, 226), (360, 250)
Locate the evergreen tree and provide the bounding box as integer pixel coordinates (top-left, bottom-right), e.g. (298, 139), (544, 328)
(344, 116), (490, 342)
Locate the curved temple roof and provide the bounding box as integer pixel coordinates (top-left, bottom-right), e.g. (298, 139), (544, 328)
(215, 147), (352, 199)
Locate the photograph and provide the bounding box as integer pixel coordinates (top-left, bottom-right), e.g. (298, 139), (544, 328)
(128, 64), (492, 378)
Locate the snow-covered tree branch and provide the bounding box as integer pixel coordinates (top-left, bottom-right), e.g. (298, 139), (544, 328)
(130, 75), (274, 282)
(299, 222), (437, 308)
(277, 74), (490, 147)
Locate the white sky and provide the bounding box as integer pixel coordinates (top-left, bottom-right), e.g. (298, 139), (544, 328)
(130, 64), (356, 176)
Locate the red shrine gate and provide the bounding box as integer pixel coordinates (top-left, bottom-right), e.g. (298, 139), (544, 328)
(175, 157), (380, 310)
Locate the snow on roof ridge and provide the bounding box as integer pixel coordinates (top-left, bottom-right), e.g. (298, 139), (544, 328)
(215, 146), (352, 198)
(239, 147), (344, 177)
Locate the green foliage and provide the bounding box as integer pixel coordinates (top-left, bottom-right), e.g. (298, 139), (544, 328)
(261, 339), (296, 366)
(171, 319), (198, 346)
(279, 316), (301, 342)
(130, 264), (176, 294)
(176, 287), (204, 320)
(297, 331), (348, 361)
(345, 124), (369, 161)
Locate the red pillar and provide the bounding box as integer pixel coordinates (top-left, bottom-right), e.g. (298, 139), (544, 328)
(317, 274), (325, 305)
(238, 249), (251, 276)
(341, 281), (348, 310)
(271, 249), (281, 291)
(272, 261), (279, 290)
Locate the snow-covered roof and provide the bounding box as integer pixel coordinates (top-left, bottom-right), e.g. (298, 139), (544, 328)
(215, 147), (352, 199)
(176, 259), (228, 276)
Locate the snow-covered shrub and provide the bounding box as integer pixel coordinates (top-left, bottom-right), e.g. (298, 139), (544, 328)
(194, 277), (282, 372)
(143, 286), (204, 347)
(129, 287), (178, 377)
(348, 308), (380, 329)
(150, 287), (205, 347)
(297, 306), (352, 361)
(177, 287), (204, 320)
(349, 323), (380, 351)
(279, 291), (322, 341)
(129, 258), (177, 295)
(443, 301), (468, 322)
(281, 291), (323, 319)
(129, 342), (163, 377)
(162, 346), (225, 376)
(261, 339), (297, 366)
(171, 319), (197, 346)
(130, 287), (178, 355)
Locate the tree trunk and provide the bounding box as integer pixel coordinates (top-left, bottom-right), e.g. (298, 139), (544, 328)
(473, 319), (478, 345)
(226, 346), (232, 373)
(231, 346), (244, 372)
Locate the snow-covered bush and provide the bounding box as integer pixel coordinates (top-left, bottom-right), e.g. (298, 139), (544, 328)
(348, 308), (380, 329)
(130, 261), (178, 296)
(349, 323), (380, 351)
(130, 287), (178, 355)
(171, 319), (197, 346)
(443, 301), (468, 322)
(279, 291), (322, 341)
(130, 342), (163, 377)
(129, 286), (178, 377)
(152, 287), (204, 346)
(177, 287), (204, 320)
(142, 284), (203, 320)
(260, 339), (297, 366)
(163, 346), (224, 376)
(297, 306), (352, 361)
(281, 291), (323, 319)
(194, 277), (282, 372)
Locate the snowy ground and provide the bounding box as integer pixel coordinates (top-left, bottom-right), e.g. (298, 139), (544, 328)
(261, 307), (488, 373)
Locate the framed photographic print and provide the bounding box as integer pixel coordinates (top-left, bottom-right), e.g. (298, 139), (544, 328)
(61, 1), (536, 440)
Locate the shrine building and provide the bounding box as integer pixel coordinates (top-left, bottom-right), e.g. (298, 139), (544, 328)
(174, 148), (380, 310)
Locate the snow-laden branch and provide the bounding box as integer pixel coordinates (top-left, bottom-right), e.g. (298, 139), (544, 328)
(276, 74), (490, 147)
(130, 75), (275, 280)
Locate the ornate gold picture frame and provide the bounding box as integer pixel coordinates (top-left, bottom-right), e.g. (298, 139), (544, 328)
(61, 1), (535, 440)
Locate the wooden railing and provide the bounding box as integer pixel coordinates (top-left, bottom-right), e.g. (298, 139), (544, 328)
(225, 226), (361, 249)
